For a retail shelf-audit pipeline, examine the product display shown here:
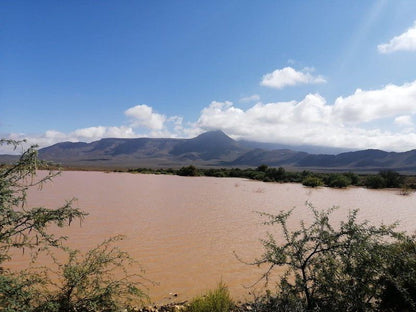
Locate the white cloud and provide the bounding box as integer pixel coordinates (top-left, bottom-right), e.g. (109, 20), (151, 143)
(72, 126), (136, 140)
(125, 104), (166, 130)
(260, 67), (326, 89)
(332, 81), (416, 123)
(4, 79), (416, 154)
(239, 94), (260, 103)
(394, 115), (413, 127)
(0, 126), (138, 154)
(195, 80), (416, 151)
(378, 21), (416, 53)
(1, 105), (185, 153)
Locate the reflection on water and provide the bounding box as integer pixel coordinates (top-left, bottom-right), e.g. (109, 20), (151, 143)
(9, 171), (416, 303)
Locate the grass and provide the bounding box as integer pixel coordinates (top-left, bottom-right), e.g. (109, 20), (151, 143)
(186, 282), (234, 312)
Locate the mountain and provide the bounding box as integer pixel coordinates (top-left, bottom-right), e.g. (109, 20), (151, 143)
(2, 131), (416, 172)
(231, 148), (416, 172)
(238, 140), (353, 155)
(37, 130), (248, 168)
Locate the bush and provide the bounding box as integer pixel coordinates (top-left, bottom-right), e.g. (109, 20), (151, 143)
(379, 170), (403, 188)
(0, 140), (148, 311)
(177, 165), (199, 176)
(186, 282), (234, 312)
(35, 236), (149, 312)
(326, 173), (352, 188)
(301, 176), (323, 187)
(364, 174), (386, 189)
(250, 203), (416, 311)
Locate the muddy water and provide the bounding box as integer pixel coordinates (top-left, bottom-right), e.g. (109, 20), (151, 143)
(10, 171), (416, 303)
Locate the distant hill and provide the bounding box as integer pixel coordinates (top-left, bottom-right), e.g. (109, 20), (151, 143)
(36, 130), (248, 168)
(2, 131), (416, 172)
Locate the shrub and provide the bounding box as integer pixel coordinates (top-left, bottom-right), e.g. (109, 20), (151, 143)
(326, 173), (352, 188)
(186, 282), (234, 312)
(257, 164), (268, 172)
(379, 170), (403, 188)
(35, 236), (149, 312)
(0, 140), (148, 311)
(364, 174), (386, 189)
(249, 203), (416, 311)
(177, 165), (199, 176)
(301, 176), (323, 187)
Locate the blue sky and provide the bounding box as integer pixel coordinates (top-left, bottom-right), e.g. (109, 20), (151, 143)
(2, 1), (416, 153)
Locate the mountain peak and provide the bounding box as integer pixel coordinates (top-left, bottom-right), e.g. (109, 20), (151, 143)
(196, 130), (229, 138)
(194, 130), (234, 143)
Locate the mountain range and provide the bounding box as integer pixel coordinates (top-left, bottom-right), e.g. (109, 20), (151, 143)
(2, 131), (416, 172)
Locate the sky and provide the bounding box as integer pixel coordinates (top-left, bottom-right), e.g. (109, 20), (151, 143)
(2, 1), (416, 153)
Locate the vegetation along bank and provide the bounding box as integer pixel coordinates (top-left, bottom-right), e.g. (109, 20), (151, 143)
(126, 164), (416, 192)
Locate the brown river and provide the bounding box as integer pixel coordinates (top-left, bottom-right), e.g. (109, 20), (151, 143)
(9, 171), (416, 304)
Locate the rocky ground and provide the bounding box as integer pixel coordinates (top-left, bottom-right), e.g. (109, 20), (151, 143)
(132, 301), (257, 312)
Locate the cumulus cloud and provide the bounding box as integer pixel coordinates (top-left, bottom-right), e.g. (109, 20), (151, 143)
(332, 81), (416, 123)
(125, 104), (166, 130)
(1, 126), (139, 154)
(260, 67), (326, 89)
(1, 104), (185, 153)
(378, 21), (416, 53)
(4, 79), (416, 154)
(194, 80), (416, 151)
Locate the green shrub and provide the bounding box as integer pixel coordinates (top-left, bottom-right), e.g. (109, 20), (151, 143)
(35, 236), (148, 312)
(250, 203), (416, 312)
(0, 140), (148, 311)
(302, 176), (323, 187)
(326, 173), (352, 188)
(364, 174), (386, 189)
(187, 282), (234, 312)
(177, 165), (199, 176)
(379, 170), (403, 188)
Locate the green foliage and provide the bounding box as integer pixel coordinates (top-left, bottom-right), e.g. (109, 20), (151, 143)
(379, 169), (403, 188)
(364, 174), (386, 189)
(186, 282), (234, 312)
(365, 170), (404, 189)
(301, 176), (323, 187)
(325, 173), (352, 188)
(35, 236), (149, 312)
(126, 165), (413, 191)
(256, 164), (268, 172)
(379, 237), (416, 311)
(250, 203), (416, 311)
(0, 140), (148, 311)
(0, 269), (47, 312)
(177, 165), (199, 176)
(344, 171), (359, 185)
(0, 140), (86, 264)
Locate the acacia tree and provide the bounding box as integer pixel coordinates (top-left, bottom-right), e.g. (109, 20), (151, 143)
(250, 202), (416, 311)
(0, 140), (86, 263)
(0, 140), (149, 311)
(0, 140), (86, 310)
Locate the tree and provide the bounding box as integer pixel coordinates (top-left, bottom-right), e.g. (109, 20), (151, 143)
(0, 140), (149, 311)
(0, 139), (86, 265)
(249, 203), (416, 311)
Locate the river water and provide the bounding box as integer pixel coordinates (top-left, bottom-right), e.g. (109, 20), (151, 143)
(10, 171), (416, 304)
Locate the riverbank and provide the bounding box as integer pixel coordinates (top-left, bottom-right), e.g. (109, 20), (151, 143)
(125, 165), (416, 191)
(132, 301), (257, 312)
